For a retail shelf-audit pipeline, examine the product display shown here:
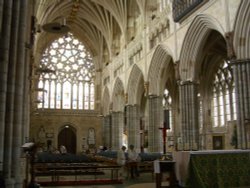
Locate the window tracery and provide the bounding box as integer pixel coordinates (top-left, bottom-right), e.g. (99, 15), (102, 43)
(37, 33), (95, 110)
(163, 89), (172, 130)
(213, 61), (236, 127)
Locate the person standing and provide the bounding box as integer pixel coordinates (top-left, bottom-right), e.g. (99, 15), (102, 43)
(117, 146), (127, 179)
(60, 145), (67, 154)
(128, 144), (140, 178)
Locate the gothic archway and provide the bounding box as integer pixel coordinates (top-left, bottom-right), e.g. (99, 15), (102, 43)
(58, 125), (76, 154)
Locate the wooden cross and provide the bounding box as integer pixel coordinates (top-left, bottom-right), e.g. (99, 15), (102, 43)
(159, 122), (168, 154)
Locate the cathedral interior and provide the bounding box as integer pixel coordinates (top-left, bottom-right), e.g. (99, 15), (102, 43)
(0, 0), (250, 187)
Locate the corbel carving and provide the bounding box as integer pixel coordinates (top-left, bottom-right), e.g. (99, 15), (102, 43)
(225, 31), (236, 60)
(124, 93), (128, 104)
(144, 81), (149, 96)
(174, 61), (180, 81)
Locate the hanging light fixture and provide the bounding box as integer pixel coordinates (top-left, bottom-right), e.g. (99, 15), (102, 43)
(36, 67), (56, 74)
(42, 17), (70, 34)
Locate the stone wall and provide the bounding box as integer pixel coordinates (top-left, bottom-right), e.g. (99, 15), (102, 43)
(30, 109), (102, 153)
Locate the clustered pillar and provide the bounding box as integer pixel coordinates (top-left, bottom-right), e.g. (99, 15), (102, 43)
(231, 59), (250, 149)
(111, 111), (124, 150)
(103, 115), (111, 149)
(0, 0), (30, 188)
(148, 95), (162, 152)
(179, 81), (199, 150)
(125, 105), (140, 150)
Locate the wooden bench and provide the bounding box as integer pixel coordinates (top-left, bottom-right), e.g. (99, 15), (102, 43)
(34, 162), (122, 186)
(95, 151), (162, 180)
(138, 161), (154, 179)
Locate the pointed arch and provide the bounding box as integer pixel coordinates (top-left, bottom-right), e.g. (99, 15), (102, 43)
(148, 44), (174, 95)
(58, 124), (76, 154)
(233, 0), (250, 59)
(112, 77), (125, 111)
(127, 64), (144, 105)
(179, 14), (225, 81)
(36, 33), (95, 110)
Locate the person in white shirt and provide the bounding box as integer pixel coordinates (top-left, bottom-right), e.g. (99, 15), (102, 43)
(117, 146), (127, 179)
(60, 145), (67, 154)
(128, 144), (140, 178)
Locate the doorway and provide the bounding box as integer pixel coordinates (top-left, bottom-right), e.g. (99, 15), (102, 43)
(58, 125), (76, 154)
(213, 135), (224, 150)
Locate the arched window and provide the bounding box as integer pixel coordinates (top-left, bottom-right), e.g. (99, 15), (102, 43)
(212, 61), (236, 127)
(37, 33), (95, 110)
(163, 89), (172, 130)
(198, 93), (203, 130)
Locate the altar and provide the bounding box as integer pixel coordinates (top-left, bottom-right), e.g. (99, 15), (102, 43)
(173, 150), (250, 187)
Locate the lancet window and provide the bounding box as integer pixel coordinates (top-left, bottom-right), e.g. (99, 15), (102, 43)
(213, 61), (236, 127)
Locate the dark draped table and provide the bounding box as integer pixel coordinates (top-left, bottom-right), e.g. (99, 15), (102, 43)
(173, 150), (250, 188)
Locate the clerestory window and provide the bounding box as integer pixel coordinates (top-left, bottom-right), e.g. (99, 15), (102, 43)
(37, 33), (95, 110)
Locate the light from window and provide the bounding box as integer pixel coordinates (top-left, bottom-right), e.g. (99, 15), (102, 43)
(212, 61), (236, 127)
(37, 33), (95, 110)
(163, 89), (172, 130)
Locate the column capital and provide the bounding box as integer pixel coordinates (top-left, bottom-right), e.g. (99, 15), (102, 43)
(230, 59), (250, 65)
(148, 94), (160, 99)
(111, 111), (123, 114)
(125, 103), (139, 107)
(178, 79), (199, 86)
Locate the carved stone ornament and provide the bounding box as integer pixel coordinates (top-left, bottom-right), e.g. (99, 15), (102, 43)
(225, 32), (236, 60)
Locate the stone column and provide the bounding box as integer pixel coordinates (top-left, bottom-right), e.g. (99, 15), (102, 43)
(0, 0), (13, 173)
(125, 105), (140, 150)
(0, 0), (3, 32)
(111, 111), (124, 150)
(22, 52), (30, 143)
(231, 59), (250, 149)
(179, 81), (199, 150)
(148, 95), (162, 152)
(12, 1), (28, 187)
(103, 115), (111, 149)
(3, 0), (20, 187)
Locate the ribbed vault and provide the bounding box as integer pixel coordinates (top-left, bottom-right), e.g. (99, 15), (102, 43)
(34, 0), (144, 69)
(233, 0), (250, 59)
(34, 0), (162, 68)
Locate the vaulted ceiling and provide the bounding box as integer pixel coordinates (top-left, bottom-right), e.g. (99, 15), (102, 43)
(34, 0), (157, 70)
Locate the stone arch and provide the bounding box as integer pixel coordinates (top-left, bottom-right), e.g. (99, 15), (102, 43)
(58, 124), (77, 154)
(196, 30), (228, 133)
(112, 77), (125, 111)
(102, 87), (111, 115)
(179, 14), (225, 81)
(127, 64), (144, 105)
(147, 44), (179, 148)
(233, 0), (250, 59)
(148, 44), (174, 96)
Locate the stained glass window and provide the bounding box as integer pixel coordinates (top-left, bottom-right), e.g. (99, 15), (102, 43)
(37, 33), (95, 110)
(213, 61), (236, 127)
(163, 89), (172, 130)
